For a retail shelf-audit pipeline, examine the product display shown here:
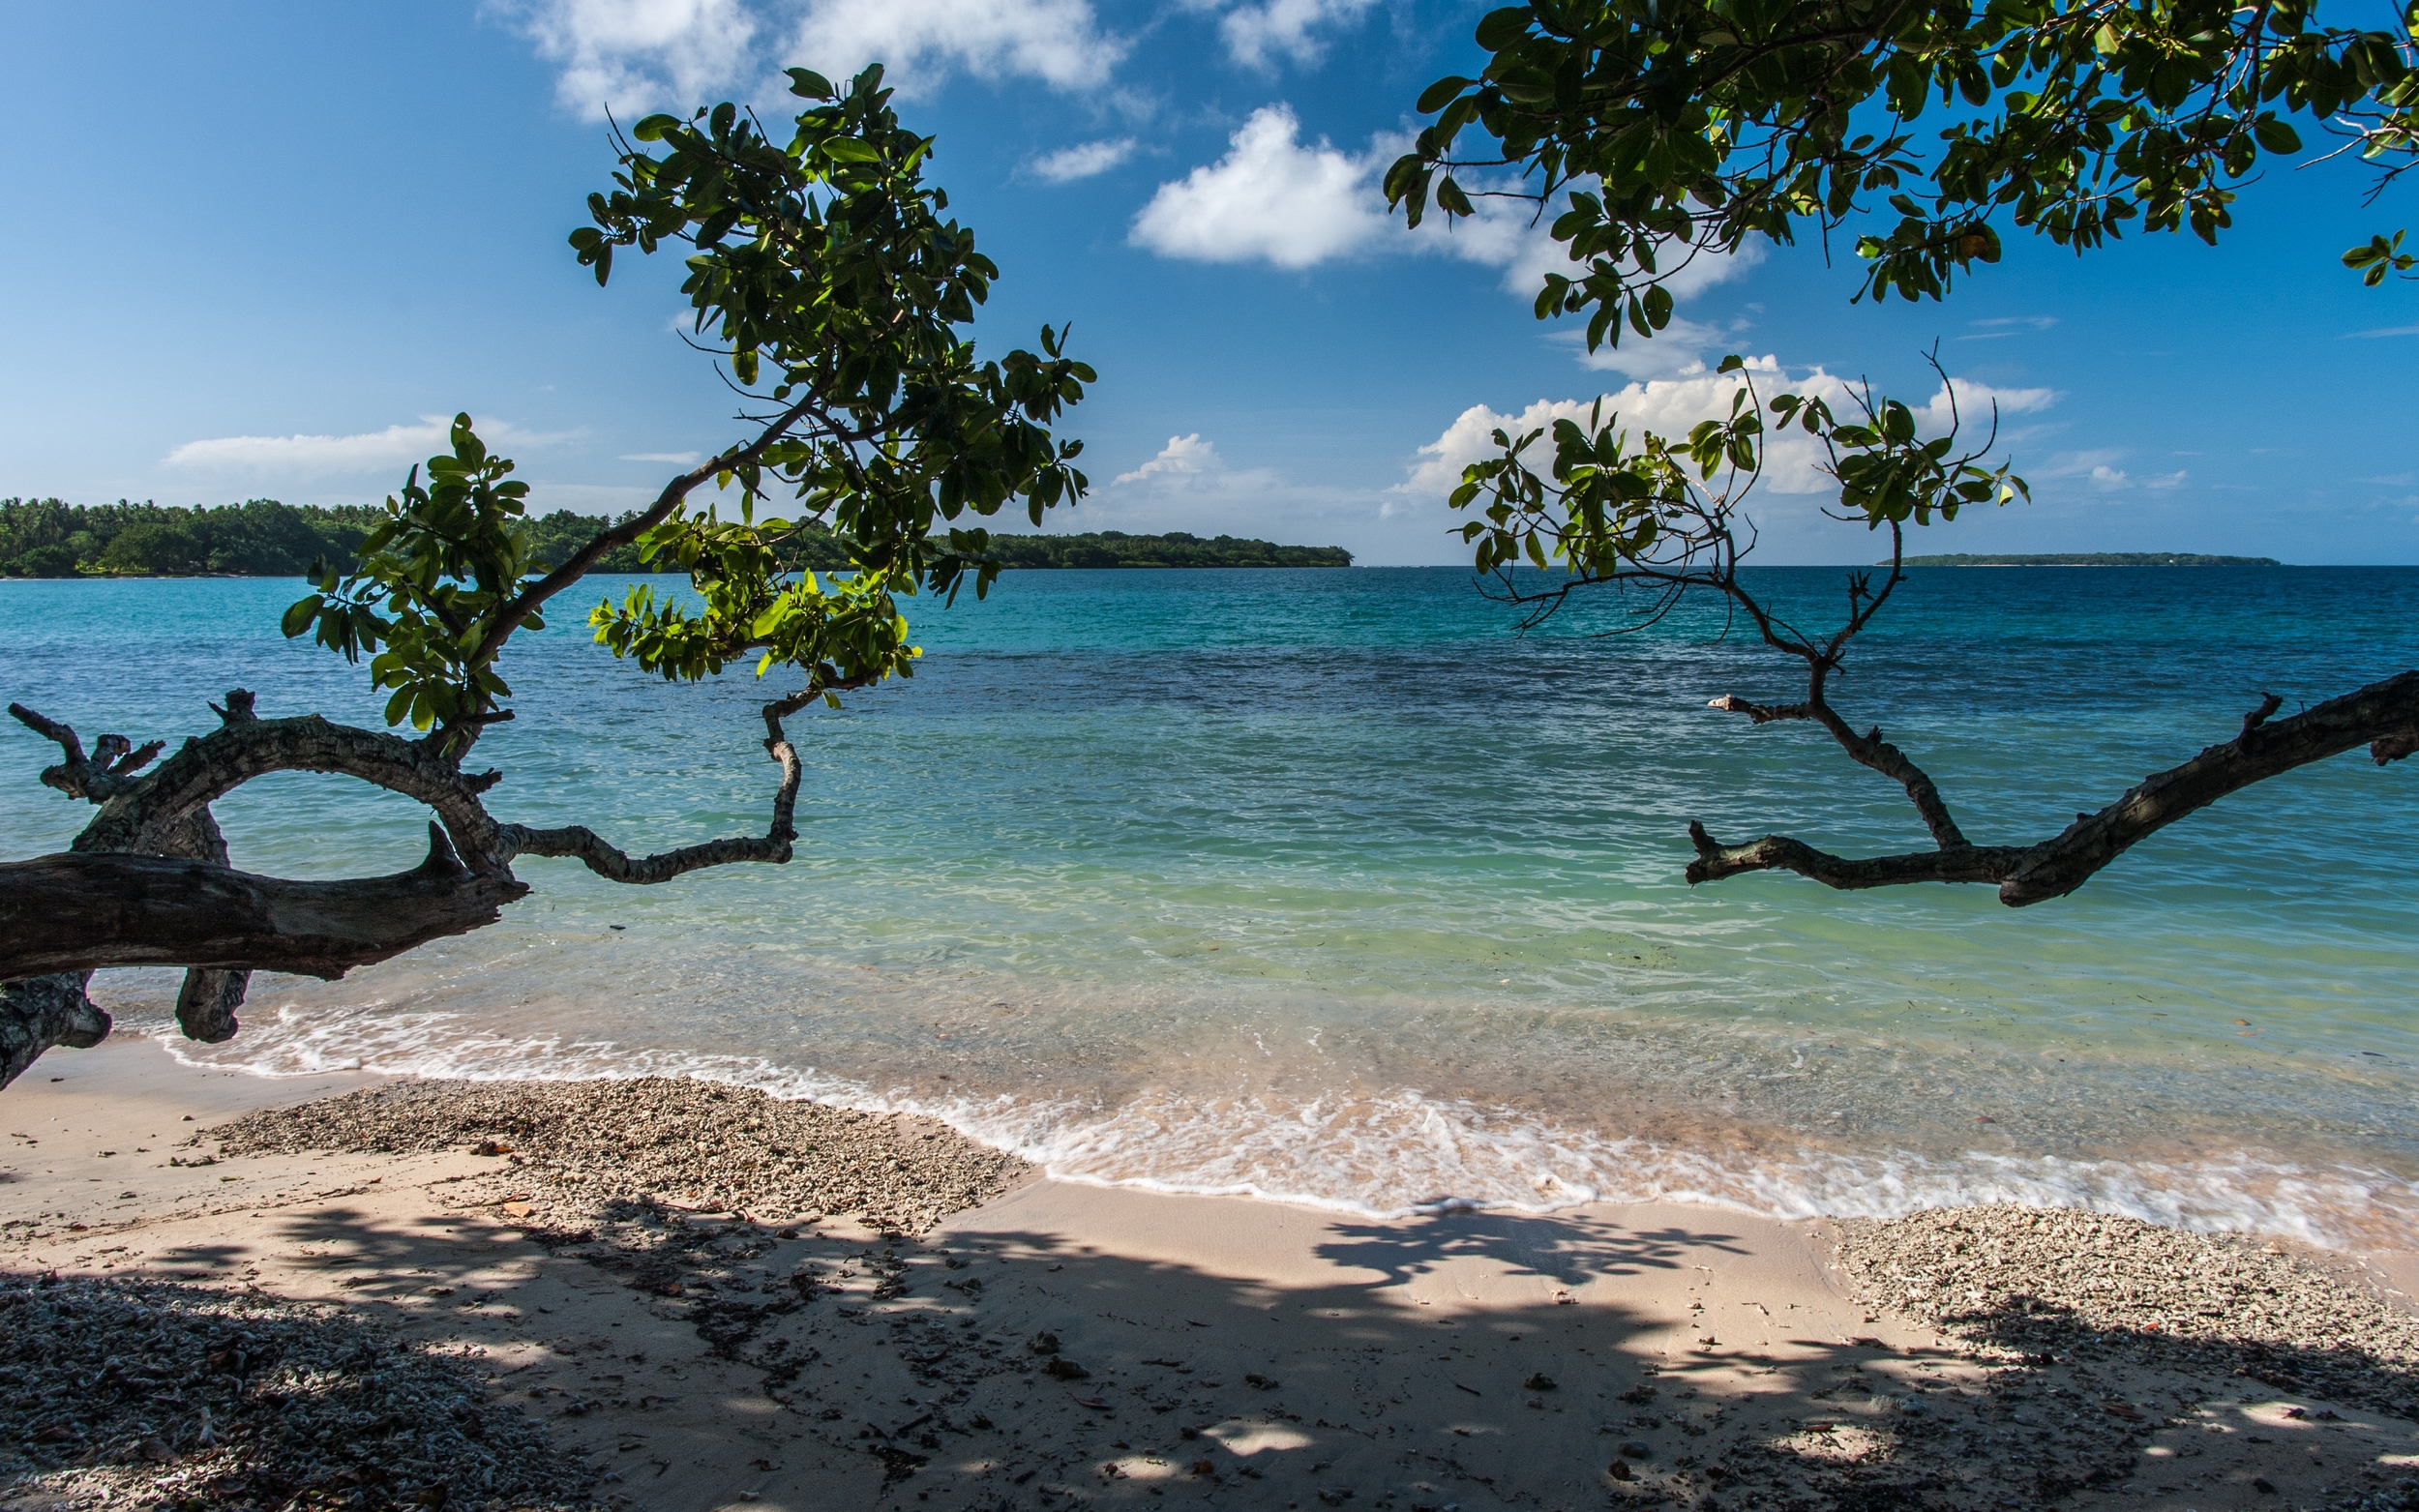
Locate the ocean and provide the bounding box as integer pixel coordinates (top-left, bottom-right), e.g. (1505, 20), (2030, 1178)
(8, 566), (2417, 1247)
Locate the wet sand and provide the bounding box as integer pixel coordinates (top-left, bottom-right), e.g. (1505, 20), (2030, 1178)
(7, 1036), (2419, 1512)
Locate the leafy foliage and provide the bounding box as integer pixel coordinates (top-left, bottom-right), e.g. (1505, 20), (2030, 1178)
(2345, 226), (2418, 284)
(275, 68), (1090, 759)
(1451, 354), (2023, 646)
(573, 65), (1091, 615)
(1388, 0), (2417, 348)
(282, 417), (544, 735)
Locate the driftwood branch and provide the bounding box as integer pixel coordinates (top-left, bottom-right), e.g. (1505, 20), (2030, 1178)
(1690, 669), (2419, 904)
(0, 823), (526, 981)
(4, 674), (861, 1083)
(492, 675), (869, 883)
(0, 975), (108, 1091)
(40, 706), (516, 875)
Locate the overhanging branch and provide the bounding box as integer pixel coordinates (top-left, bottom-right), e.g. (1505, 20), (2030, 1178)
(1689, 669), (2419, 904)
(0, 824), (526, 980)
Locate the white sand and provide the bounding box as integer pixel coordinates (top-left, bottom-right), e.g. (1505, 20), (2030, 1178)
(7, 1036), (2417, 1511)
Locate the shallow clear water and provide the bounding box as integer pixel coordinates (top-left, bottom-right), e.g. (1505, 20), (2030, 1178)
(8, 567), (2417, 1245)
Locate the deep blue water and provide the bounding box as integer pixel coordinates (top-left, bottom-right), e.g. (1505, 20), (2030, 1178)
(7, 566), (2417, 1244)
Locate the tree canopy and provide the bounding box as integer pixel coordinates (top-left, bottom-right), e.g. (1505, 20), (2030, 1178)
(1390, 1), (2417, 903)
(1389, 0), (2417, 351)
(2, 65), (1094, 1087)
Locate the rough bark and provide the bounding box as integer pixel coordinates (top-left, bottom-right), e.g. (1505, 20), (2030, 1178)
(1690, 668), (2419, 904)
(0, 974), (107, 1090)
(4, 683), (837, 1083)
(0, 824), (527, 981)
(57, 710), (513, 875)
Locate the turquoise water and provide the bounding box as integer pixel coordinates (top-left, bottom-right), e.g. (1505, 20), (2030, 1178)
(8, 568), (2418, 1245)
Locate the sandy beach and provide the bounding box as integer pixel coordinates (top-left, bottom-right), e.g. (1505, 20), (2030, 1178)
(9, 1038), (2419, 1512)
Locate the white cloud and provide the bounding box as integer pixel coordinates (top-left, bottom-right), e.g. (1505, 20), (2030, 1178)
(1114, 433), (1225, 485)
(1130, 105), (1385, 269)
(164, 417), (569, 479)
(2343, 322), (2419, 339)
(1132, 104), (1761, 334)
(504, 0), (760, 120)
(1030, 136), (1137, 183)
(1396, 364), (2056, 507)
(619, 450), (704, 463)
(1215, 0), (1377, 69)
(1959, 314), (2060, 340)
(2143, 469), (2190, 490)
(500, 0), (1121, 117)
(787, 0), (1123, 98)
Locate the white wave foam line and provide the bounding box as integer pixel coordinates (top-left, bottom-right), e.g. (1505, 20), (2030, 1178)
(153, 1005), (2419, 1251)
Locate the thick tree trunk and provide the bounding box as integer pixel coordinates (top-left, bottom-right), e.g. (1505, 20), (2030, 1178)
(0, 974), (107, 1090)
(1690, 669), (2419, 903)
(0, 825), (526, 981)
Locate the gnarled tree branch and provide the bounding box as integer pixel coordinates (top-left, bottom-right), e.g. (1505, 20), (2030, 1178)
(493, 674), (869, 883)
(0, 975), (108, 1091)
(1690, 670), (2419, 904)
(0, 824), (527, 982)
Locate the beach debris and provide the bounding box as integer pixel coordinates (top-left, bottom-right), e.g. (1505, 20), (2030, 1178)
(1617, 1440), (1653, 1459)
(1834, 1205), (2419, 1418)
(1029, 1330), (1061, 1354)
(1521, 1373), (1557, 1391)
(1045, 1357), (1091, 1379)
(1244, 1372), (1280, 1388)
(1605, 1460), (1633, 1481)
(209, 1077), (1027, 1232)
(0, 1271), (588, 1509)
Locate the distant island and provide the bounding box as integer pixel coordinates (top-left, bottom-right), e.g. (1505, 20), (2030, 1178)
(987, 530), (1350, 569)
(0, 498), (1351, 577)
(1896, 552), (2283, 567)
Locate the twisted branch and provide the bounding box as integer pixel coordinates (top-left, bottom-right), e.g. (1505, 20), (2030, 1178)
(0, 825), (527, 981)
(1690, 670), (2419, 904)
(493, 675), (870, 883)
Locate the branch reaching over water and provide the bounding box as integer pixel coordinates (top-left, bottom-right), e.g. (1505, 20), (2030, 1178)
(1690, 670), (2419, 904)
(493, 676), (871, 882)
(0, 824), (526, 981)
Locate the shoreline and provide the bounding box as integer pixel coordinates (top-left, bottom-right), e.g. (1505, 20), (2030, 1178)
(9, 1040), (2419, 1511)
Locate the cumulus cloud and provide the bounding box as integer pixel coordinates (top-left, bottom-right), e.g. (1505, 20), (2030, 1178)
(500, 0), (1121, 116)
(1396, 363), (2056, 507)
(788, 0), (1123, 97)
(1114, 433), (1226, 485)
(1130, 105), (1385, 268)
(164, 417), (567, 479)
(505, 0), (761, 119)
(1215, 0), (1378, 69)
(1132, 104), (1760, 327)
(1030, 136), (1138, 183)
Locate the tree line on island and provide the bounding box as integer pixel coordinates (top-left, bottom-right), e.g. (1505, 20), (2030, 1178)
(6, 0), (2415, 1088)
(0, 497), (1348, 578)
(1896, 553), (2283, 568)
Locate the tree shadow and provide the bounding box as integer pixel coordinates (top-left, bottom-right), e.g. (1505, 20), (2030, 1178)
(65, 1194), (2419, 1512)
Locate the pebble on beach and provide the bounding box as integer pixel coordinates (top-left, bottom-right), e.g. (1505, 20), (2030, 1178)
(208, 1076), (1030, 1233)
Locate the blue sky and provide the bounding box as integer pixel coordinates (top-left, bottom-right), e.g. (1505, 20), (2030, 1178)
(4, 0), (2412, 565)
